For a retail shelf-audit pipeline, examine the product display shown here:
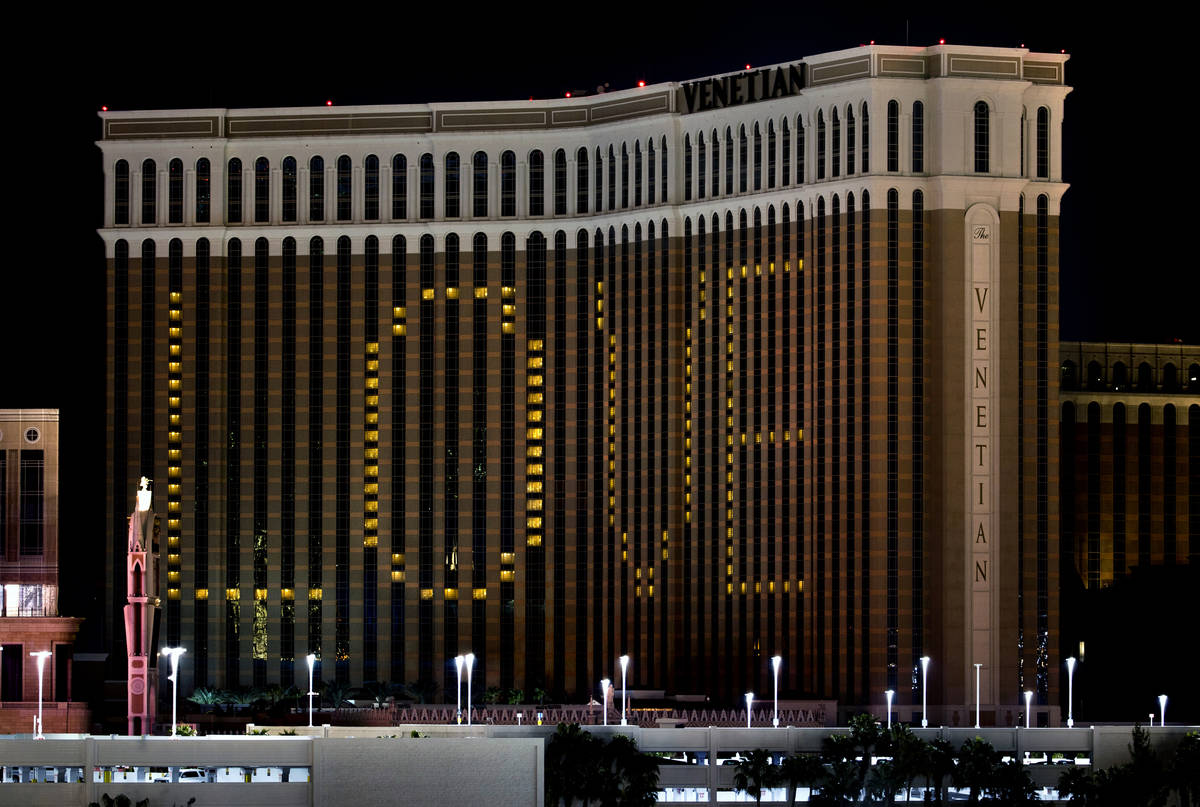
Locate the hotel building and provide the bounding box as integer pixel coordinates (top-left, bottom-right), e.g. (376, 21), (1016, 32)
(98, 43), (1070, 720)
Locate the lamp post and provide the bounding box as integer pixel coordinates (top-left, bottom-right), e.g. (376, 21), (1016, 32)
(30, 651), (51, 739)
(454, 655), (465, 724)
(885, 690), (894, 730)
(1024, 690), (1033, 729)
(1159, 694), (1167, 727)
(771, 656), (782, 728)
(160, 647), (185, 737)
(745, 692), (754, 728)
(1065, 657), (1076, 728)
(920, 656), (931, 728)
(619, 655), (630, 726)
(600, 678), (611, 726)
(460, 652), (474, 725)
(305, 654), (318, 727)
(974, 663), (982, 729)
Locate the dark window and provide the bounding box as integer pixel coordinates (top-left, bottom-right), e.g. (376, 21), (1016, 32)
(529, 149), (544, 216)
(887, 100), (899, 172)
(660, 136), (668, 202)
(336, 155), (352, 220)
(195, 158), (210, 223)
(767, 120), (776, 188)
(554, 148), (567, 215)
(228, 158), (243, 223)
(739, 124), (748, 191)
(816, 112), (825, 180)
(392, 154), (407, 219)
(684, 133), (693, 201)
(830, 110), (840, 178)
(445, 152), (461, 218)
(1060, 360), (1078, 390)
(576, 147), (588, 213)
(634, 141), (642, 206)
(1112, 361), (1128, 391)
(282, 157), (297, 222)
(620, 143), (628, 208)
(607, 145), (616, 210)
(725, 128), (734, 194)
(501, 151), (516, 216)
(473, 152), (489, 217)
(974, 101), (990, 173)
(711, 128), (720, 193)
(846, 105), (855, 176)
(861, 103), (870, 172)
(420, 153), (435, 219)
(594, 147), (603, 213)
(1036, 106), (1049, 179)
(309, 156), (324, 221)
(796, 118), (805, 183)
(254, 157), (270, 223)
(19, 449), (44, 556)
(365, 154), (379, 220)
(754, 122), (763, 189)
(781, 119), (790, 186)
(696, 133), (705, 198)
(115, 159), (130, 224)
(141, 158), (156, 224)
(168, 158), (183, 223)
(912, 101), (924, 173)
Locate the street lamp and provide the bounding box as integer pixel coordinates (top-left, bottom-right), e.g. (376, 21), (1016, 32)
(619, 655), (630, 726)
(160, 647), (185, 737)
(454, 655), (466, 724)
(464, 652), (475, 725)
(920, 656), (931, 728)
(771, 656), (782, 728)
(885, 690), (894, 730)
(305, 654), (318, 727)
(1065, 657), (1076, 728)
(1159, 694), (1167, 727)
(30, 651), (51, 739)
(745, 692), (754, 728)
(1024, 690), (1033, 729)
(600, 678), (611, 726)
(974, 663), (982, 729)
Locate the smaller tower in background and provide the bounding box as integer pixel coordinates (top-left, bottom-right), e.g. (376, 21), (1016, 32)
(124, 476), (160, 735)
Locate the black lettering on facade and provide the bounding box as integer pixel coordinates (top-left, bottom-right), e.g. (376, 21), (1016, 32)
(681, 63), (807, 114)
(975, 560), (988, 582)
(976, 405), (987, 428)
(975, 286), (988, 313)
(975, 366), (987, 389)
(976, 523), (987, 543)
(976, 328), (987, 350)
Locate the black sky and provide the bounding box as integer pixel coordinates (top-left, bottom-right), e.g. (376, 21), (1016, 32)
(2, 8), (1195, 623)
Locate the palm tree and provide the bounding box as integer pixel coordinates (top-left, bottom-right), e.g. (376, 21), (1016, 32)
(778, 753), (825, 804)
(925, 737), (957, 804)
(545, 722), (603, 806)
(322, 680), (354, 710)
(602, 734), (659, 807)
(1170, 731), (1200, 807)
(732, 748), (778, 805)
(887, 724), (928, 802)
(954, 737), (1000, 804)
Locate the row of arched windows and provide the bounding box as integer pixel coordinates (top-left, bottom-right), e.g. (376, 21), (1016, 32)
(113, 140), (670, 227)
(1062, 359), (1200, 394)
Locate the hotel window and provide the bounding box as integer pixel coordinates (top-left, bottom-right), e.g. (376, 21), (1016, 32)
(831, 109), (840, 178)
(886, 100), (899, 172)
(168, 158), (183, 223)
(392, 153), (407, 219)
(684, 134), (692, 201)
(725, 127), (733, 194)
(529, 149), (544, 216)
(795, 117), (804, 184)
(1036, 106), (1049, 179)
(861, 102), (870, 172)
(195, 158), (210, 223)
(648, 138), (657, 203)
(554, 149), (567, 215)
(474, 151), (489, 217)
(607, 145), (616, 210)
(634, 141), (643, 206)
(115, 159), (130, 224)
(780, 119), (791, 186)
(767, 120), (776, 188)
(19, 449), (44, 556)
(754, 121), (763, 188)
(282, 157), (297, 222)
(696, 132), (705, 198)
(336, 155), (352, 220)
(445, 152), (461, 218)
(816, 112), (825, 180)
(711, 128), (719, 194)
(974, 101), (990, 173)
(309, 155), (324, 221)
(846, 104), (855, 176)
(226, 157), (241, 222)
(141, 158), (156, 224)
(365, 154), (379, 220)
(420, 153), (435, 219)
(594, 147), (603, 212)
(620, 143), (629, 208)
(661, 136), (668, 202)
(739, 124), (748, 191)
(501, 150), (516, 216)
(576, 147), (588, 213)
(912, 101), (924, 173)
(254, 157), (270, 223)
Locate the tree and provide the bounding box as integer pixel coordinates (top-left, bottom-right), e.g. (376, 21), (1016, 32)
(321, 680), (354, 709)
(953, 737), (1000, 804)
(887, 724), (928, 802)
(1170, 731), (1200, 807)
(924, 737), (957, 804)
(1058, 725), (1169, 807)
(545, 722), (603, 807)
(989, 758), (1037, 804)
(732, 748), (779, 805)
(544, 723), (659, 807)
(601, 734), (660, 806)
(778, 753), (825, 805)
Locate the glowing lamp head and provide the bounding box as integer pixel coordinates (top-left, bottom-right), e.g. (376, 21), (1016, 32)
(1066, 656), (1076, 674)
(619, 654), (629, 672)
(771, 655), (782, 673)
(455, 654), (465, 674)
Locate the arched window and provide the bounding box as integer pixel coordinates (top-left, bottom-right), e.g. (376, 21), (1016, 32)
(473, 152), (488, 217)
(1163, 363), (1179, 393)
(912, 101), (924, 173)
(647, 138), (656, 203)
(593, 147), (603, 213)
(142, 158), (157, 225)
(767, 120), (776, 188)
(168, 158), (183, 223)
(1087, 361), (1106, 391)
(227, 157), (242, 224)
(419, 153), (435, 219)
(195, 158), (210, 223)
(554, 149), (567, 215)
(830, 109), (840, 178)
(620, 143), (629, 208)
(753, 122), (763, 190)
(974, 101), (990, 173)
(695, 133), (705, 199)
(781, 119), (791, 187)
(886, 100), (899, 172)
(739, 124), (748, 191)
(633, 141), (642, 206)
(845, 106), (855, 176)
(660, 136), (668, 202)
(501, 150), (516, 216)
(364, 155), (379, 220)
(1060, 360), (1078, 391)
(391, 154), (407, 220)
(309, 156), (324, 221)
(529, 149), (544, 216)
(336, 155), (352, 221)
(445, 152), (461, 218)
(860, 102), (870, 172)
(1137, 362), (1154, 392)
(576, 147), (588, 214)
(607, 145), (616, 210)
(684, 133), (693, 201)
(796, 117), (805, 184)
(1112, 361), (1128, 391)
(254, 157), (270, 223)
(725, 127), (734, 194)
(282, 157), (297, 222)
(114, 159), (130, 224)
(711, 128), (720, 194)
(1036, 106), (1050, 179)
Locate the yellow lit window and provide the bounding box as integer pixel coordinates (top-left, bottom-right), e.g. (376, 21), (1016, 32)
(502, 286), (515, 299)
(528, 339), (544, 351)
(444, 587), (458, 599)
(366, 429), (379, 441)
(446, 287), (459, 299)
(170, 344), (181, 356)
(500, 570), (515, 582)
(392, 552), (405, 564)
(473, 588), (487, 600)
(393, 324), (407, 335)
(726, 582), (733, 594)
(366, 412), (378, 425)
(168, 362), (182, 373)
(364, 500), (378, 512)
(596, 300), (604, 312)
(527, 356), (543, 368)
(309, 588), (322, 600)
(769, 580), (775, 593)
(502, 322), (515, 334)
(366, 359), (379, 371)
(527, 516), (543, 528)
(528, 463), (543, 475)
(420, 588), (434, 600)
(755, 581), (761, 593)
(526, 535), (542, 547)
(169, 327), (182, 338)
(168, 501), (181, 512)
(394, 306), (406, 317)
(529, 374), (543, 386)
(526, 481), (543, 493)
(474, 286), (488, 299)
(500, 552), (516, 564)
(527, 445), (543, 457)
(596, 281), (604, 294)
(167, 588), (180, 600)
(529, 410), (543, 423)
(527, 427), (543, 440)
(740, 582), (747, 594)
(662, 547), (670, 560)
(195, 588), (208, 600)
(364, 482), (378, 494)
(366, 377), (379, 390)
(391, 570), (405, 581)
(366, 395), (379, 407)
(755, 432), (761, 444)
(282, 588), (295, 600)
(527, 499), (543, 510)
(226, 588), (241, 601)
(596, 316), (604, 329)
(168, 379), (182, 391)
(168, 570), (181, 582)
(255, 588), (268, 601)
(422, 288), (435, 300)
(364, 518), (378, 530)
(170, 291), (182, 303)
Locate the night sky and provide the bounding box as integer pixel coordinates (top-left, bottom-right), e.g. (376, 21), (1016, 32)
(3, 9), (1194, 636)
